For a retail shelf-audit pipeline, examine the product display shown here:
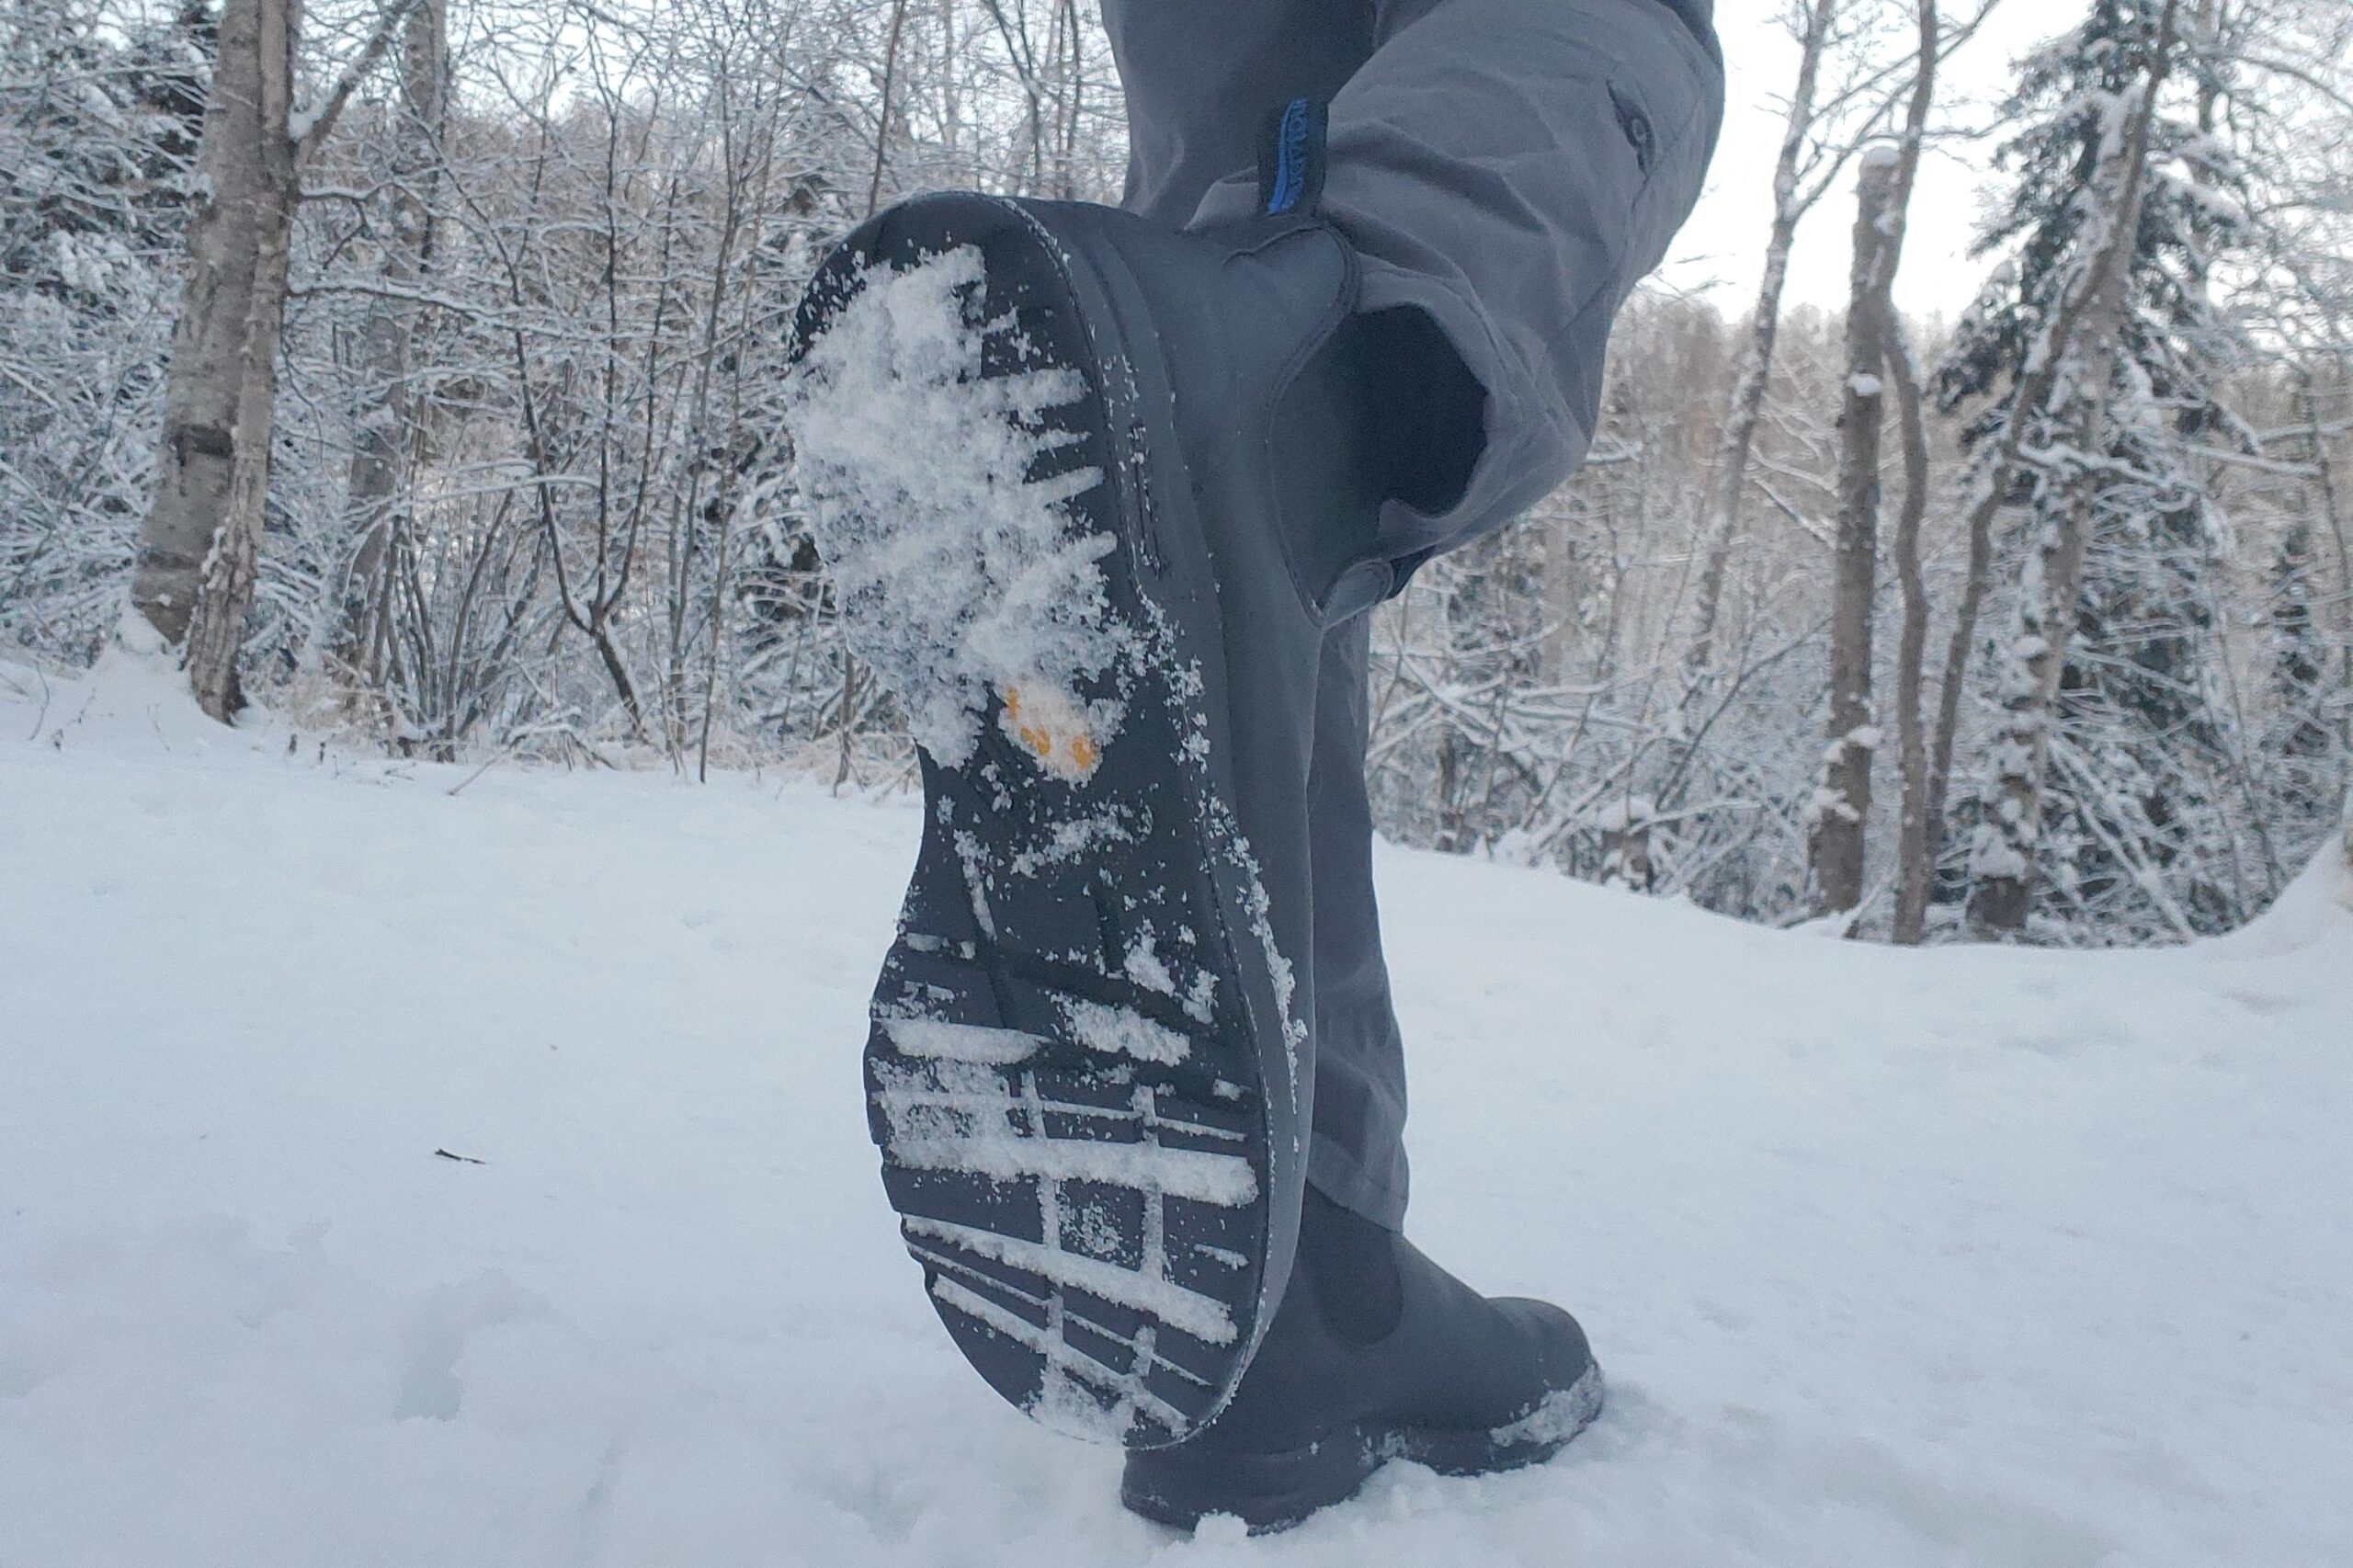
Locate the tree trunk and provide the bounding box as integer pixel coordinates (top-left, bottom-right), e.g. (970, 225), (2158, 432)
(1887, 0), (1943, 945)
(1684, 0), (1836, 686)
(335, 0), (446, 683)
(1812, 149), (1899, 919)
(1541, 497), (1579, 684)
(183, 202), (294, 721)
(133, 0), (298, 719)
(1969, 6), (2178, 934)
(1887, 326), (1937, 940)
(1686, 233), (1793, 683)
(1921, 278), (2112, 940)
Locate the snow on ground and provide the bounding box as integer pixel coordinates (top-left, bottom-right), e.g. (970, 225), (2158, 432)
(4, 653), (2350, 1568)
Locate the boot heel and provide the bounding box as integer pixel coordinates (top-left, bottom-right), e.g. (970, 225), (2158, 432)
(1119, 1426), (1383, 1534)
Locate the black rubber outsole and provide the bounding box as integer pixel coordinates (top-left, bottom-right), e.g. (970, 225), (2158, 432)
(1119, 1365), (1605, 1533)
(794, 196), (1298, 1448)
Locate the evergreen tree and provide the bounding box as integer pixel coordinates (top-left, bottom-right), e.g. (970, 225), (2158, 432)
(1937, 0), (2256, 937)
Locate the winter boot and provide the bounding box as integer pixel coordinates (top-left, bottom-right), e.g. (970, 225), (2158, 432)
(784, 164), (1392, 1445)
(1120, 1185), (1605, 1531)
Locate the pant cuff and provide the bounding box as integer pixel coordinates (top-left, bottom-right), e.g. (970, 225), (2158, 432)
(1308, 1129), (1410, 1233)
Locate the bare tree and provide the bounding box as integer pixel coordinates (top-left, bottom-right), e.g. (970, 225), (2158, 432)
(1684, 0), (1996, 690)
(132, 0), (412, 719)
(1884, 308), (1937, 939)
(1884, 0), (1945, 944)
(1684, 0), (1842, 687)
(1810, 145), (1901, 919)
(334, 0), (446, 687)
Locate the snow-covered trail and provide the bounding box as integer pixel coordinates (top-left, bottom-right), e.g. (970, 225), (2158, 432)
(5, 657), (2350, 1568)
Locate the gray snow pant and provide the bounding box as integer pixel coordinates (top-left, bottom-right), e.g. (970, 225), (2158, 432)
(1101, 0), (1722, 1228)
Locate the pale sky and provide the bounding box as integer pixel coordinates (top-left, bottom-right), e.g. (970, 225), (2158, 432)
(1659, 4), (2065, 324)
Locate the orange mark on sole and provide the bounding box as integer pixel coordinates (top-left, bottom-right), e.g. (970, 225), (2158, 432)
(999, 685), (1101, 782)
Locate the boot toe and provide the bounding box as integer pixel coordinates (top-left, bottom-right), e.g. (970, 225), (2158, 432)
(1495, 1296), (1595, 1385)
(1488, 1296), (1604, 1450)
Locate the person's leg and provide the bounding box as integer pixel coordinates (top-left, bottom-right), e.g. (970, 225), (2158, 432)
(1191, 0), (1723, 563)
(790, 25), (1400, 1438)
(1107, 0), (1720, 1234)
(1301, 614), (1412, 1227)
(1100, 0), (1374, 227)
(1097, 0), (1422, 1232)
(1281, 0), (1721, 1233)
(790, 0), (1720, 1470)
(1116, 2), (1722, 1522)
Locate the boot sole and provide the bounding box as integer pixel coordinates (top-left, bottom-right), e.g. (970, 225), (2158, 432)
(790, 195), (1304, 1448)
(1120, 1363), (1605, 1533)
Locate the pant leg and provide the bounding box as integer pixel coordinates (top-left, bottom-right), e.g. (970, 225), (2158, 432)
(1189, 0), (1725, 570)
(1100, 0), (1415, 1229)
(1279, 2), (1719, 1230)
(1099, 0), (1374, 226)
(1097, 0), (1722, 1233)
(1301, 613), (1413, 1226)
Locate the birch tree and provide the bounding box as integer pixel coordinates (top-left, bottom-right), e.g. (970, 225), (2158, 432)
(131, 0), (411, 718)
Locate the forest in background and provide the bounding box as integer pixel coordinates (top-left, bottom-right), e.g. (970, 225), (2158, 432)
(3, 0), (2348, 945)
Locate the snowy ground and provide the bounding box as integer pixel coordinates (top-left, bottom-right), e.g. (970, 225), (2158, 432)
(4, 654), (2350, 1568)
